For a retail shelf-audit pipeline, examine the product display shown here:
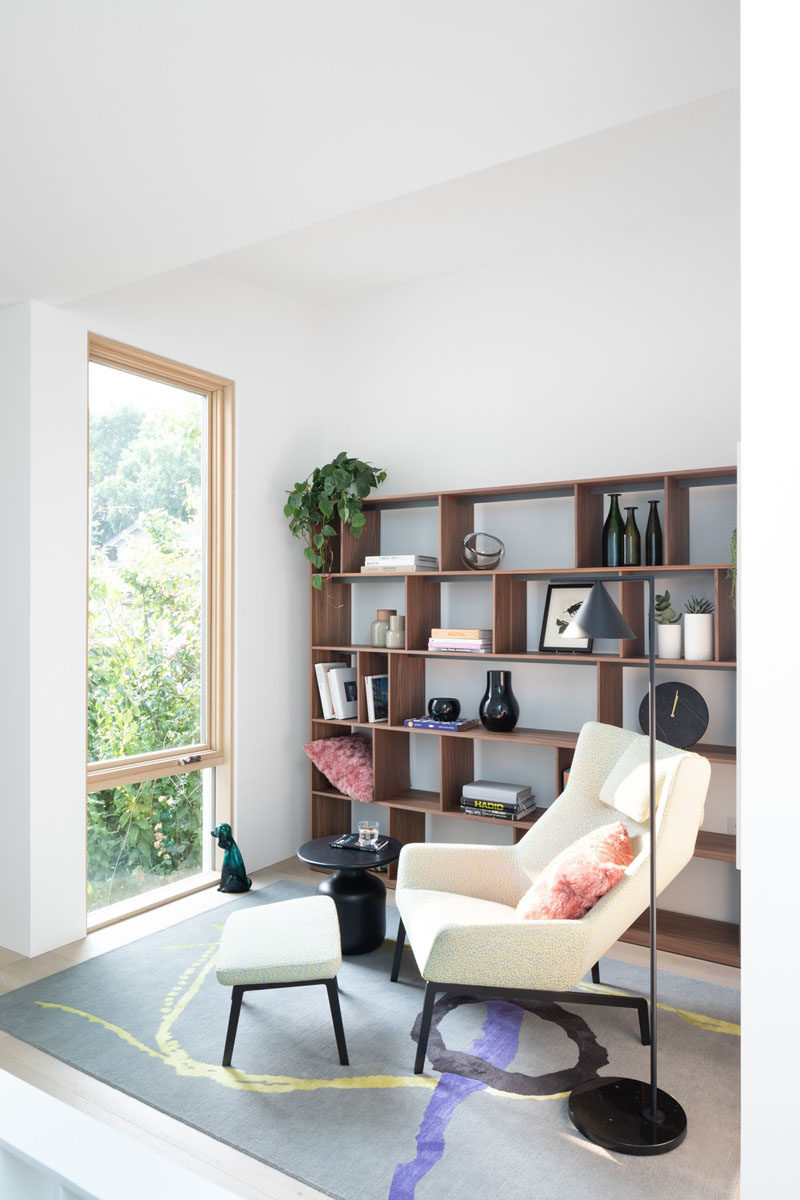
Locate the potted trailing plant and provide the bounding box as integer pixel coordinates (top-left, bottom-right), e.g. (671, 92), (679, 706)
(283, 452), (387, 589)
(683, 595), (714, 661)
(654, 590), (682, 659)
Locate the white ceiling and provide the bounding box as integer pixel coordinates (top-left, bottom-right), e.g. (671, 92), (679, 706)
(0, 1), (738, 308)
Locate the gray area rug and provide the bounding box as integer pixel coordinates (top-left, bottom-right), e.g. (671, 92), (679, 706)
(0, 881), (740, 1200)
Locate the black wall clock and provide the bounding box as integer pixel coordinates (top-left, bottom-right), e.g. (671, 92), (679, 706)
(638, 681), (709, 749)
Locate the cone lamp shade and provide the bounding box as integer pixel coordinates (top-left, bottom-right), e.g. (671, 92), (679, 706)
(563, 581), (634, 641)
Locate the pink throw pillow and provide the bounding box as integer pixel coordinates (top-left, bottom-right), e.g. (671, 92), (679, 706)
(516, 822), (633, 921)
(303, 734), (374, 804)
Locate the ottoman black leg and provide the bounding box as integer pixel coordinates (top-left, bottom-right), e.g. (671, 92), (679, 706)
(222, 985), (244, 1067)
(391, 918), (406, 982)
(325, 978), (349, 1066)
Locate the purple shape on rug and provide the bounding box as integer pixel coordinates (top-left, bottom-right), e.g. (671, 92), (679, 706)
(389, 1000), (523, 1200)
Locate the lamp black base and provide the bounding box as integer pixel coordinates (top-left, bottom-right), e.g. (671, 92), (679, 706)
(568, 1077), (687, 1155)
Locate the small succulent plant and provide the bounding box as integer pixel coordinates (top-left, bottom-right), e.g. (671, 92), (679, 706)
(655, 591), (680, 624)
(684, 595), (714, 614)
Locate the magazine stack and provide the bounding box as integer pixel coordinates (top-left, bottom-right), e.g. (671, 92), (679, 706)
(459, 780), (536, 821)
(428, 627), (492, 654)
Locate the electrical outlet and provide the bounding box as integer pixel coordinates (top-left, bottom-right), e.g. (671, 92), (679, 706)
(727, 816), (737, 835)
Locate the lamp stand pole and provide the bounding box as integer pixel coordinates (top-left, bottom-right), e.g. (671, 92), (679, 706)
(567, 575), (688, 1154)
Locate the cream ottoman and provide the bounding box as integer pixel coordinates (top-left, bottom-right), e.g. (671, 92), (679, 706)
(215, 895), (348, 1067)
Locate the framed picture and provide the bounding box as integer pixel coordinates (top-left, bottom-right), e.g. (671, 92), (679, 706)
(539, 584), (594, 653)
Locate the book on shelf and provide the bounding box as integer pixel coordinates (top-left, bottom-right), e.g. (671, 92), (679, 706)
(460, 795), (535, 815)
(430, 628), (492, 640)
(364, 554), (439, 567)
(361, 564), (438, 574)
(427, 642), (491, 654)
(428, 638), (492, 650)
(327, 666), (358, 720)
(404, 716), (480, 732)
(461, 780), (533, 805)
(364, 673), (389, 722)
(460, 803), (536, 822)
(314, 661), (342, 721)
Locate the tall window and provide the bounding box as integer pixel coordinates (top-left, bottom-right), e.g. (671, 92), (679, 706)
(86, 336), (233, 919)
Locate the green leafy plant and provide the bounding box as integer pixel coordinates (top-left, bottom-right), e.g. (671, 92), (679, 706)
(728, 528), (737, 609)
(684, 595), (714, 614)
(284, 452), (387, 589)
(655, 591), (680, 624)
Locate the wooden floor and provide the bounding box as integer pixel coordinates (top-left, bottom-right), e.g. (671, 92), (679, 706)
(0, 858), (741, 1199)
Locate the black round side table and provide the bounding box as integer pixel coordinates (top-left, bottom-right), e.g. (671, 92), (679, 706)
(297, 835), (403, 955)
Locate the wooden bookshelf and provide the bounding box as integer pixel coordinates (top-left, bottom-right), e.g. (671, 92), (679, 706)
(307, 466), (739, 966)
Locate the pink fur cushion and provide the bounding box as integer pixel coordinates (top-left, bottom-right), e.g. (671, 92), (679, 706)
(516, 822), (633, 920)
(303, 734), (374, 804)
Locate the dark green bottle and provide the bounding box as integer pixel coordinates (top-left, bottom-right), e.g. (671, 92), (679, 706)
(623, 506), (641, 566)
(602, 493), (624, 567)
(645, 499), (663, 566)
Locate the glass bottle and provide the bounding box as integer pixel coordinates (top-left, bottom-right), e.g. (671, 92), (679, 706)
(385, 614), (405, 649)
(602, 494), (624, 567)
(623, 506), (641, 566)
(645, 499), (663, 566)
(479, 670), (519, 733)
(369, 608), (396, 647)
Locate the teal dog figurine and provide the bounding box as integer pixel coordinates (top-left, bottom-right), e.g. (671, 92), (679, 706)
(210, 823), (252, 893)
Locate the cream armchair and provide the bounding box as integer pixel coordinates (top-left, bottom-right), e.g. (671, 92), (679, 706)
(392, 721), (711, 1073)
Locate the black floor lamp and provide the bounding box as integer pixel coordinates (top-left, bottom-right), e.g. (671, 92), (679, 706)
(562, 576), (687, 1155)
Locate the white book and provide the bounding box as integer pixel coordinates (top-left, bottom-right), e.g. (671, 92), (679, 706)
(462, 780), (533, 803)
(365, 673), (389, 722)
(364, 554), (438, 565)
(327, 666), (358, 720)
(314, 661), (341, 721)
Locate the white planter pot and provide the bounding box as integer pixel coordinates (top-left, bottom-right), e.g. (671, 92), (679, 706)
(656, 622), (682, 659)
(683, 613), (714, 661)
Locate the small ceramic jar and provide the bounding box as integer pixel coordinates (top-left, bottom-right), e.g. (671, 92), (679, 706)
(370, 609), (396, 647)
(385, 614), (405, 649)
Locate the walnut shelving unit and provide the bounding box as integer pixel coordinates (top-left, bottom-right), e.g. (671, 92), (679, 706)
(307, 467), (738, 967)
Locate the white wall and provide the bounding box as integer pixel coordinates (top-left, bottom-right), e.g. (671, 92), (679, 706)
(0, 302), (88, 955)
(1, 273), (323, 953)
(0, 304), (33, 952)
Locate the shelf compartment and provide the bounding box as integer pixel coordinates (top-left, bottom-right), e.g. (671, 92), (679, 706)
(340, 508), (382, 573)
(372, 726), (412, 802)
(620, 909), (740, 968)
(493, 574), (526, 654)
(310, 720), (735, 767)
(328, 563), (733, 581)
(388, 653), (425, 726)
(694, 831), (736, 862)
(357, 649), (388, 724)
(714, 568), (736, 662)
(440, 736), (474, 812)
(313, 645), (735, 669)
(439, 493), (475, 572)
(405, 574), (441, 650)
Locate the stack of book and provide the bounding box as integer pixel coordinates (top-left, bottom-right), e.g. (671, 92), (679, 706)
(459, 780), (536, 821)
(428, 627), (492, 654)
(361, 554), (438, 574)
(315, 663), (358, 720)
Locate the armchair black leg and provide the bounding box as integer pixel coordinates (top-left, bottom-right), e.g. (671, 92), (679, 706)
(325, 978), (349, 1066)
(222, 985), (244, 1067)
(591, 962), (600, 984)
(391, 918), (406, 982)
(636, 997), (651, 1046)
(414, 982), (437, 1075)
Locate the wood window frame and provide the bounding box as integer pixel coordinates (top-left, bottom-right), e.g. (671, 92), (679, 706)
(86, 334), (235, 875)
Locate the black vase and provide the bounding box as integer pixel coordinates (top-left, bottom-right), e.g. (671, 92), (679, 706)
(479, 671), (519, 732)
(645, 499), (663, 566)
(602, 494), (624, 567)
